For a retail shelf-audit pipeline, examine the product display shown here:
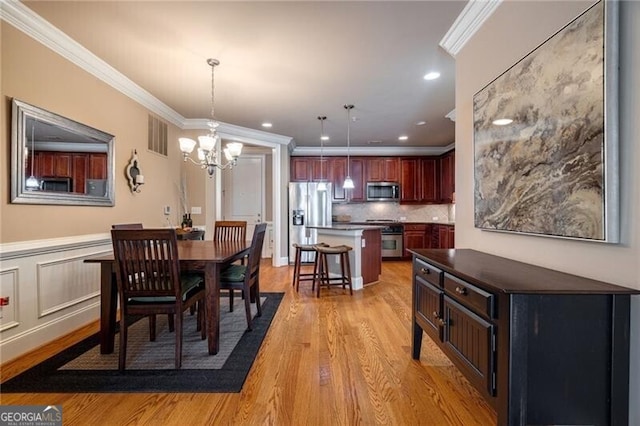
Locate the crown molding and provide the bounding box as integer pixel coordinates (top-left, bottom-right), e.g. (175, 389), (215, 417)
(183, 119), (292, 146)
(439, 0), (502, 57)
(0, 0), (186, 127)
(292, 144), (454, 157)
(445, 109), (456, 122)
(0, 0), (293, 146)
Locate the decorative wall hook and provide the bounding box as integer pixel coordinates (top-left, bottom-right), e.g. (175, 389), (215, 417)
(126, 149), (144, 193)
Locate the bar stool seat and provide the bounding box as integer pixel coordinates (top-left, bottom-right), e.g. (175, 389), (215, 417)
(315, 245), (353, 297)
(292, 243), (328, 292)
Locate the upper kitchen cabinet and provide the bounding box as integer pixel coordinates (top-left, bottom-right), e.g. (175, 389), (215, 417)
(400, 157), (438, 204)
(290, 156), (331, 183)
(439, 150), (455, 203)
(328, 157), (347, 202)
(348, 158), (366, 202)
(366, 158), (400, 182)
(290, 157), (312, 182)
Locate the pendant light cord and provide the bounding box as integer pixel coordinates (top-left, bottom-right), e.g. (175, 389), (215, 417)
(30, 123), (35, 177)
(318, 116), (326, 180)
(344, 104), (354, 177)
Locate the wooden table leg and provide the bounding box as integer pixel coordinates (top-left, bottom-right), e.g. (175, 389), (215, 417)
(100, 263), (117, 354)
(205, 262), (220, 355)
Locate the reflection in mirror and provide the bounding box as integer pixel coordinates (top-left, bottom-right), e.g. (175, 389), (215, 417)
(11, 99), (115, 206)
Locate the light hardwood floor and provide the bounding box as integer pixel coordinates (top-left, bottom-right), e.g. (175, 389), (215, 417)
(0, 260), (496, 425)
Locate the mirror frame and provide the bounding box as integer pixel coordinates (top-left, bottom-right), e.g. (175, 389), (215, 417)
(11, 99), (116, 206)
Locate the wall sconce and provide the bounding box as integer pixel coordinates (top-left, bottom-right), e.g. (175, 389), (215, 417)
(126, 149), (144, 193)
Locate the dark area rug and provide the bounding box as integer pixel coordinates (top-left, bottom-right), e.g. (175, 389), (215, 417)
(1, 292), (283, 393)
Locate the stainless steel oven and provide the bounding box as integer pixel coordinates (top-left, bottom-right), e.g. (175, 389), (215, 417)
(381, 225), (403, 258)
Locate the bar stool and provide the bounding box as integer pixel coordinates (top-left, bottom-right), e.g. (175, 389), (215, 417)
(291, 243), (327, 292)
(315, 245), (353, 298)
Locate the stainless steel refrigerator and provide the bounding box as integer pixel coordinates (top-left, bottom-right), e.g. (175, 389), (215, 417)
(288, 182), (332, 263)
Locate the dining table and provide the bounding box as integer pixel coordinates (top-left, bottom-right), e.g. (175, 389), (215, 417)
(84, 239), (251, 355)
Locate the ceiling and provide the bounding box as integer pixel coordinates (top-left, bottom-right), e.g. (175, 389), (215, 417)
(24, 1), (466, 149)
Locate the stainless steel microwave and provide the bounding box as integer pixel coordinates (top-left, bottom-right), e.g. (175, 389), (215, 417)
(366, 182), (400, 201)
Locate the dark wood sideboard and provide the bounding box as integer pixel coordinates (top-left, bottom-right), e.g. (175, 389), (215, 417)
(410, 248), (639, 426)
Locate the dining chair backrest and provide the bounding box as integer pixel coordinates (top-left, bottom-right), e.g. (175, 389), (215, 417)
(111, 228), (181, 300)
(245, 223), (267, 282)
(213, 221), (247, 242)
(112, 223), (143, 230)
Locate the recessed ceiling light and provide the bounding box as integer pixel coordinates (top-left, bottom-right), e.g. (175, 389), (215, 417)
(416, 121), (427, 126)
(398, 135), (409, 141)
(492, 118), (513, 126)
(423, 72), (440, 81)
(261, 122), (273, 128)
(321, 135), (329, 141)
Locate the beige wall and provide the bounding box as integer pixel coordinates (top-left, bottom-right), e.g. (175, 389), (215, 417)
(1, 23), (185, 242)
(455, 0), (639, 421)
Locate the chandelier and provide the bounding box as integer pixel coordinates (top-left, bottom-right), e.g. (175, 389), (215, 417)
(178, 58), (243, 176)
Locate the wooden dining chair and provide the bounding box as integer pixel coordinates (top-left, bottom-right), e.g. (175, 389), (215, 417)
(219, 222), (267, 331)
(213, 221), (247, 242)
(111, 223), (175, 336)
(111, 228), (206, 370)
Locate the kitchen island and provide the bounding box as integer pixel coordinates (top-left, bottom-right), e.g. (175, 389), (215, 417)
(307, 225), (382, 290)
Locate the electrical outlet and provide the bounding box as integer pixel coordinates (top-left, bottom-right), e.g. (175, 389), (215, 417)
(163, 205), (171, 215)
(361, 239), (366, 248)
(191, 206), (202, 215)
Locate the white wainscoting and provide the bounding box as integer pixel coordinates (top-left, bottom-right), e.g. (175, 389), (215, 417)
(0, 233), (112, 363)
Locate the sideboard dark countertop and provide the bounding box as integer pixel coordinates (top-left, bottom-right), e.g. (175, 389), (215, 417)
(409, 248), (640, 295)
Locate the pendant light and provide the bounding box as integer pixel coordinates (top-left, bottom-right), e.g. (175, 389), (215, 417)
(343, 104), (355, 189)
(317, 116), (327, 192)
(179, 58), (243, 176)
(25, 122), (39, 189)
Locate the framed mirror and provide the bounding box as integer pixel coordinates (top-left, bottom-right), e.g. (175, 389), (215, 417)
(11, 99), (115, 206)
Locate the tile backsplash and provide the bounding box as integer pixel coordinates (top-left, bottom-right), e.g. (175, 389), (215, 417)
(333, 202), (454, 223)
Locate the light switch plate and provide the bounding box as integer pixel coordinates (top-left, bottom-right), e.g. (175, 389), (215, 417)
(191, 206), (202, 215)
(163, 205), (171, 215)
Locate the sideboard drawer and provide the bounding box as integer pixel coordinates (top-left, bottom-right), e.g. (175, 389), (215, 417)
(414, 258), (443, 287)
(443, 273), (494, 319)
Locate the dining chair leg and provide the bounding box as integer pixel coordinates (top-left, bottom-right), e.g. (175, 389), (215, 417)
(251, 284), (262, 318)
(175, 310), (183, 369)
(119, 315), (128, 372)
(168, 314), (175, 332)
(199, 301), (206, 340)
(148, 315), (156, 341)
(229, 289), (235, 312)
(243, 285), (253, 331)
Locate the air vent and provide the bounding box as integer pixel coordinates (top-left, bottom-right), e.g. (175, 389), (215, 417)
(148, 115), (168, 156)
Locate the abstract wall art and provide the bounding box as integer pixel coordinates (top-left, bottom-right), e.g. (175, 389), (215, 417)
(473, 0), (619, 242)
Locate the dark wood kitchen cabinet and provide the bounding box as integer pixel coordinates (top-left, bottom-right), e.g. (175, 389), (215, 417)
(411, 249), (638, 426)
(400, 157), (438, 203)
(33, 151), (107, 194)
(439, 150), (455, 203)
(434, 224), (455, 249)
(402, 224), (430, 257)
(35, 152), (72, 178)
(366, 157), (399, 182)
(290, 157), (313, 182)
(348, 158), (366, 202)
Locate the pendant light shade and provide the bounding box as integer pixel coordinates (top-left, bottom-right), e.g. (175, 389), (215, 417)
(343, 104), (355, 190)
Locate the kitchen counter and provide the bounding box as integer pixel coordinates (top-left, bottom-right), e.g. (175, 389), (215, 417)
(306, 225), (382, 289)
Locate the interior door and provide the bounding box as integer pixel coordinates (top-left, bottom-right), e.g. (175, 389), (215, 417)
(223, 155), (264, 239)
